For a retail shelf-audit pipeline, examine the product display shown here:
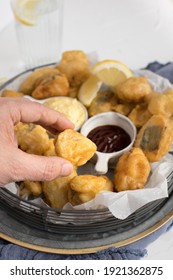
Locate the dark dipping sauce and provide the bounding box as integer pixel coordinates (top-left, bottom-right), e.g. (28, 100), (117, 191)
(87, 125), (131, 153)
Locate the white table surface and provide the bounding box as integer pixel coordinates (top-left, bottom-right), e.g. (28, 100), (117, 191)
(0, 0), (173, 260)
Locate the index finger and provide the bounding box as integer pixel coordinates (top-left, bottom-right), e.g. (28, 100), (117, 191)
(0, 97), (74, 132)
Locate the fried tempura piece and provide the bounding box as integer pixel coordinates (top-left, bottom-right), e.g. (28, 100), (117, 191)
(128, 103), (152, 128)
(68, 86), (78, 98)
(1, 89), (24, 98)
(15, 122), (50, 155)
(163, 88), (173, 96)
(68, 175), (113, 205)
(114, 147), (150, 192)
(57, 50), (90, 89)
(112, 102), (135, 116)
(20, 181), (43, 197)
(43, 139), (57, 156)
(148, 92), (173, 118)
(31, 70), (69, 99)
(88, 90), (117, 117)
(135, 115), (173, 162)
(43, 169), (77, 208)
(115, 76), (152, 103)
(19, 68), (61, 95)
(54, 129), (97, 166)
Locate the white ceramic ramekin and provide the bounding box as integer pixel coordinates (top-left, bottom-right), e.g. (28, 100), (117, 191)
(80, 112), (136, 174)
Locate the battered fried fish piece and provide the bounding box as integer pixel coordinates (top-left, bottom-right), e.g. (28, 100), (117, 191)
(163, 88), (173, 96)
(68, 86), (78, 98)
(43, 139), (57, 156)
(115, 76), (152, 103)
(57, 50), (90, 89)
(128, 103), (152, 128)
(148, 92), (173, 118)
(88, 90), (117, 117)
(15, 122), (50, 155)
(31, 70), (69, 99)
(135, 115), (173, 162)
(54, 129), (97, 166)
(114, 147), (150, 192)
(112, 102), (135, 116)
(43, 169), (77, 208)
(19, 68), (61, 95)
(20, 181), (43, 197)
(68, 175), (114, 206)
(1, 89), (24, 98)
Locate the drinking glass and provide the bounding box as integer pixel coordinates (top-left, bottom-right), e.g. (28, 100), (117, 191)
(10, 0), (63, 69)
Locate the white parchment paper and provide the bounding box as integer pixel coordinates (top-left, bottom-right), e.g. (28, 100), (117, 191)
(64, 153), (173, 219)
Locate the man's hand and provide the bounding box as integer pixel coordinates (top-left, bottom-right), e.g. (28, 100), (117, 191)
(0, 97), (74, 186)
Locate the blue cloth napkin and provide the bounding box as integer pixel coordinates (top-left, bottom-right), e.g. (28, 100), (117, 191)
(0, 61), (173, 260)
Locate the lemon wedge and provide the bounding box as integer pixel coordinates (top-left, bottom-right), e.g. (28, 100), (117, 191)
(12, 0), (42, 26)
(78, 59), (133, 107)
(91, 59), (133, 87)
(78, 75), (102, 107)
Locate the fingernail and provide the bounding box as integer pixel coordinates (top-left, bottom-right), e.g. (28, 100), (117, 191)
(61, 163), (73, 176)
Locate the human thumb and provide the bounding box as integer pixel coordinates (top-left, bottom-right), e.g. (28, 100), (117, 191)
(11, 149), (74, 183)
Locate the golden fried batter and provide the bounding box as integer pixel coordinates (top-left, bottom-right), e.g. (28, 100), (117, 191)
(114, 147), (150, 192)
(68, 175), (113, 205)
(1, 89), (24, 98)
(20, 181), (43, 197)
(68, 86), (78, 98)
(43, 139), (57, 156)
(135, 115), (173, 162)
(15, 122), (50, 155)
(115, 76), (152, 103)
(112, 102), (135, 116)
(88, 90), (117, 117)
(43, 169), (77, 208)
(55, 129), (97, 166)
(19, 68), (61, 95)
(57, 50), (90, 89)
(148, 92), (173, 118)
(163, 88), (173, 96)
(128, 103), (152, 128)
(31, 70), (69, 99)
